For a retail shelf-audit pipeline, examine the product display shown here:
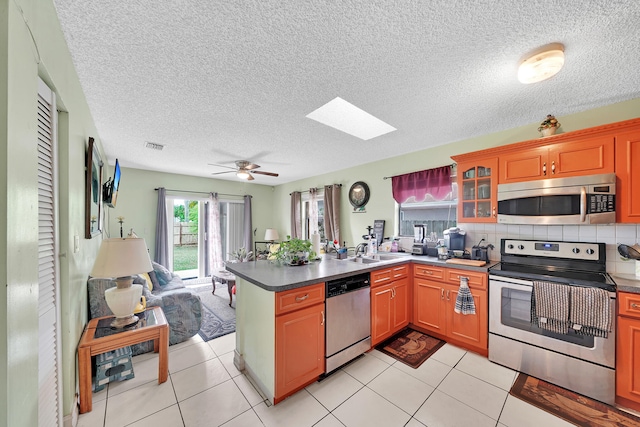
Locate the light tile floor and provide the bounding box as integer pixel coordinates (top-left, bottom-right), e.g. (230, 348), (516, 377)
(78, 333), (575, 427)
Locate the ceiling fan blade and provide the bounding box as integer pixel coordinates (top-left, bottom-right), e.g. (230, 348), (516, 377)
(208, 163), (236, 170)
(246, 173), (255, 181)
(251, 170), (279, 177)
(211, 171), (234, 176)
(245, 163), (261, 170)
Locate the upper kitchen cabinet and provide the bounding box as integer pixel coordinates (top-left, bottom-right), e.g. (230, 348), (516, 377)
(454, 158), (498, 223)
(499, 134), (615, 184)
(616, 127), (640, 223)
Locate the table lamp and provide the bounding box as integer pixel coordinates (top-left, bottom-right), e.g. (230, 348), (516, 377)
(264, 228), (279, 242)
(91, 238), (153, 327)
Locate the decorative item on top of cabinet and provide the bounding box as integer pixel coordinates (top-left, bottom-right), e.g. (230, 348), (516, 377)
(538, 114), (561, 137)
(615, 128), (640, 223)
(455, 158), (498, 223)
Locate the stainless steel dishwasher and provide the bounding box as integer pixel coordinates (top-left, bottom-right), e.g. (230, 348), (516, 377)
(325, 272), (371, 373)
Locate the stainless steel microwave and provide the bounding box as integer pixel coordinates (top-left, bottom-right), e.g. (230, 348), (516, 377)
(497, 173), (616, 225)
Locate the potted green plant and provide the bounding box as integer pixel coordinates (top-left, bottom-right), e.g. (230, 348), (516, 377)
(273, 236), (317, 265)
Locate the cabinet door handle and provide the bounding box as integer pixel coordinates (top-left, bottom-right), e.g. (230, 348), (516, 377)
(441, 288), (445, 300)
(551, 161), (556, 174)
(321, 310), (325, 326)
(631, 303), (640, 309)
(543, 162), (547, 176)
(446, 290), (450, 301)
(492, 206), (496, 218)
(295, 294), (309, 302)
(423, 269), (432, 275)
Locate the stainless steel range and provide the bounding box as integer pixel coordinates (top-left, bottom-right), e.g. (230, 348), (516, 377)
(488, 239), (616, 404)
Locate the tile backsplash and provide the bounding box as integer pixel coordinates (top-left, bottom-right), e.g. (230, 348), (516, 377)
(459, 223), (640, 275)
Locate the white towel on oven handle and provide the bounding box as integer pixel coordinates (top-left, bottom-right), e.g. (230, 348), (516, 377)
(454, 277), (475, 315)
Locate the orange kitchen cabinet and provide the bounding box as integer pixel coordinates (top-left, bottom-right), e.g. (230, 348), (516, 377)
(274, 286), (325, 403)
(371, 265), (410, 346)
(499, 135), (614, 184)
(615, 128), (640, 223)
(412, 268), (488, 356)
(456, 158), (499, 223)
(616, 292), (640, 411)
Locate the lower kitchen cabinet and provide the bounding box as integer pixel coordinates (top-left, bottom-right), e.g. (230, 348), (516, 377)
(413, 265), (488, 355)
(616, 292), (640, 411)
(371, 274), (410, 346)
(274, 283), (325, 403)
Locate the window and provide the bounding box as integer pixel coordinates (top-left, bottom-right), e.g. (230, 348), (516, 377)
(302, 191), (325, 240)
(167, 196), (245, 278)
(397, 167), (458, 237)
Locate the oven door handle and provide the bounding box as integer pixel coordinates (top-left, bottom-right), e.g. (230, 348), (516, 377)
(491, 279), (533, 293)
(580, 186), (587, 223)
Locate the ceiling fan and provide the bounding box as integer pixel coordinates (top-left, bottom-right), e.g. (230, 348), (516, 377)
(209, 160), (279, 181)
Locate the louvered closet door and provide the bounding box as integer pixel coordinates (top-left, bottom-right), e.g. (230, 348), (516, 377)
(37, 78), (62, 427)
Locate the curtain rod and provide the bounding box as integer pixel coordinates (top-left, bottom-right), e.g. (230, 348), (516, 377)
(289, 183), (342, 196)
(154, 188), (247, 198)
(382, 164), (455, 180)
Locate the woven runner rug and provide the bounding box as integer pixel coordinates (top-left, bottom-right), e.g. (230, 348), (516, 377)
(376, 329), (445, 369)
(194, 283), (236, 342)
(510, 373), (640, 426)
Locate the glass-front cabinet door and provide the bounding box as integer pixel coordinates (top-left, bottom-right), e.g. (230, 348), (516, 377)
(457, 158), (498, 223)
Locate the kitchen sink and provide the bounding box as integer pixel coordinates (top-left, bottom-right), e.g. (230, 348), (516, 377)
(346, 257), (380, 264)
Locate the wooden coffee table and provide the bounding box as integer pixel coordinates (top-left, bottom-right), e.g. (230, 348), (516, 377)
(212, 271), (236, 307)
(77, 306), (169, 413)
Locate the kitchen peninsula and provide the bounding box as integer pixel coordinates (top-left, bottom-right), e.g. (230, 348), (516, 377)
(225, 254), (489, 404)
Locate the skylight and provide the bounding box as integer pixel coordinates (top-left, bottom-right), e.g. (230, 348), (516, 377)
(306, 97), (396, 140)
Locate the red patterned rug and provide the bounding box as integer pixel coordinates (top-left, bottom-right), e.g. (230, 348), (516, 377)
(376, 329), (445, 368)
(510, 374), (640, 426)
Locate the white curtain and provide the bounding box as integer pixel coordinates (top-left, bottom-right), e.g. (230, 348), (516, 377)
(208, 193), (224, 272)
(309, 188), (318, 235)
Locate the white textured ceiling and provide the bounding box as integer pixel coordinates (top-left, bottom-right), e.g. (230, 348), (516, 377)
(53, 0), (640, 184)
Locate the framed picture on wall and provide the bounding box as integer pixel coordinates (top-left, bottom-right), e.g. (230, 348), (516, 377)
(85, 137), (103, 238)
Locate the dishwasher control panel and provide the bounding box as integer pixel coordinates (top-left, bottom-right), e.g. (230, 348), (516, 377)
(326, 273), (370, 297)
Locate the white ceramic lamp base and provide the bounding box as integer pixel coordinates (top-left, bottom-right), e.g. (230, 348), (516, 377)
(105, 283), (143, 328)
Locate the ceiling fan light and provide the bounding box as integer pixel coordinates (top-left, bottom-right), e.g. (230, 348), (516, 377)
(236, 170), (251, 180)
(518, 43), (565, 84)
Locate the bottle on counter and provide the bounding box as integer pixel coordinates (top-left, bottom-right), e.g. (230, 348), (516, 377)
(368, 234), (378, 255)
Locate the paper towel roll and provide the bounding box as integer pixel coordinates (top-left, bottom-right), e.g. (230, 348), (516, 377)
(311, 233), (321, 257)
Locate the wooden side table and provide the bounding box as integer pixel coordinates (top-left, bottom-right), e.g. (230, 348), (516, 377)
(78, 306), (169, 413)
(212, 271), (236, 307)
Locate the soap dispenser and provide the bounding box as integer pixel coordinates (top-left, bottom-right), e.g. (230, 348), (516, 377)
(368, 234), (378, 255)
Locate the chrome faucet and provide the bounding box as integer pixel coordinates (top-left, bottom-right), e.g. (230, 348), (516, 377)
(355, 243), (368, 256)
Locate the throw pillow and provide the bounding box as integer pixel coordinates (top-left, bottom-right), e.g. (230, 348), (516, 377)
(147, 270), (161, 291)
(151, 261), (173, 287)
(139, 272), (153, 291)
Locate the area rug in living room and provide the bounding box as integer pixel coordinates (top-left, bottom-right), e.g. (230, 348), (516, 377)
(376, 328), (445, 368)
(194, 283), (236, 342)
(510, 373), (640, 426)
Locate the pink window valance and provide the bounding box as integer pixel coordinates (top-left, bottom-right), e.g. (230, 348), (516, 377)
(391, 166), (452, 204)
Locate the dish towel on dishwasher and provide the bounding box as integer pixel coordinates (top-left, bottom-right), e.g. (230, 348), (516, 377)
(569, 286), (611, 338)
(454, 277), (475, 315)
(531, 281), (570, 334)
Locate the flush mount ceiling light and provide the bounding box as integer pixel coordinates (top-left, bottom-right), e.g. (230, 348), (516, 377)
(518, 43), (565, 84)
(306, 97), (396, 140)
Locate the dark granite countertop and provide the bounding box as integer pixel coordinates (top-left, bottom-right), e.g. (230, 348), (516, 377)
(612, 274), (640, 294)
(225, 253), (494, 292)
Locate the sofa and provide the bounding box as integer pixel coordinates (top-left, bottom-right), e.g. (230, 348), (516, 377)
(88, 265), (202, 355)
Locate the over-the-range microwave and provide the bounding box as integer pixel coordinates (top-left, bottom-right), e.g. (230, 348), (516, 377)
(497, 173), (616, 225)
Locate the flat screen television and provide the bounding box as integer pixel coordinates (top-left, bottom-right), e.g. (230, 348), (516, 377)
(103, 159), (121, 208)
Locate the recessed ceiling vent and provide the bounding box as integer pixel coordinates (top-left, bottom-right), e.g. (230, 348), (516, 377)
(145, 141), (164, 151)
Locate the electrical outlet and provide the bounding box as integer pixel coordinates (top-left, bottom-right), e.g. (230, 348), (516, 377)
(479, 233), (488, 244)
(74, 235), (80, 253)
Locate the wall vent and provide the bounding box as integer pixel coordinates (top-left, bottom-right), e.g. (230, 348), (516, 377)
(145, 141), (164, 151)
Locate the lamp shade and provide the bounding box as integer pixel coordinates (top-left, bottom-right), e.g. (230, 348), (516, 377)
(91, 238), (153, 278)
(264, 228), (280, 241)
